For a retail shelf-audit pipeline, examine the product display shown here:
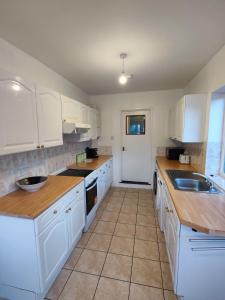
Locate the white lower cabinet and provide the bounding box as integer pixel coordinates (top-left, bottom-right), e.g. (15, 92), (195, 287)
(0, 182), (85, 300)
(38, 211), (69, 291)
(67, 192), (85, 249)
(97, 159), (113, 206)
(158, 175), (225, 300)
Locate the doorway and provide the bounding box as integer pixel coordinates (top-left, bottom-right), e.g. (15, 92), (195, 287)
(121, 110), (151, 184)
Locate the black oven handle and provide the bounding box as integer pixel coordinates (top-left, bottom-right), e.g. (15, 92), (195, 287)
(86, 178), (98, 191)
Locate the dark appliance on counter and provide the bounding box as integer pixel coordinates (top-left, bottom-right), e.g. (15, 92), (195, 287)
(166, 147), (185, 160)
(86, 147), (98, 158)
(57, 168), (97, 231)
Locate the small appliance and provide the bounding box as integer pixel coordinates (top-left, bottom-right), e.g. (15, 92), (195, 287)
(86, 147), (98, 159)
(179, 154), (190, 164)
(166, 147), (185, 160)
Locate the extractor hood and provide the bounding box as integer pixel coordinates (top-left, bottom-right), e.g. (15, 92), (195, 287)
(63, 118), (91, 134)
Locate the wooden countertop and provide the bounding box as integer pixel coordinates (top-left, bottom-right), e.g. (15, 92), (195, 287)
(0, 176), (83, 219)
(68, 155), (112, 170)
(156, 156), (225, 236)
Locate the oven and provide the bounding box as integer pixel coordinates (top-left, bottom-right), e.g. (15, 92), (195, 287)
(86, 178), (97, 215)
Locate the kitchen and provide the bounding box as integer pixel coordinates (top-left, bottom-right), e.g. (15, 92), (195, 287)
(1, 1), (225, 300)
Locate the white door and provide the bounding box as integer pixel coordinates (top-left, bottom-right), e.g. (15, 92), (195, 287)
(67, 196), (85, 249)
(36, 86), (63, 148)
(0, 71), (38, 155)
(38, 212), (69, 291)
(121, 110), (151, 183)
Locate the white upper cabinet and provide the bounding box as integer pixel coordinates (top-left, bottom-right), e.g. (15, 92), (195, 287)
(89, 107), (98, 140)
(36, 86), (63, 148)
(61, 95), (81, 122)
(0, 70), (38, 155)
(169, 94), (206, 143)
(80, 103), (89, 124)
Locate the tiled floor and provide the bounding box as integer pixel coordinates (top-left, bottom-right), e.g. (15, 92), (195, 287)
(45, 187), (178, 300)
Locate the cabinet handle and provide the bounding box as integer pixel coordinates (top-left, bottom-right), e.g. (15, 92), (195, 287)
(68, 207), (72, 211)
(191, 247), (225, 252)
(41, 145), (44, 149)
(189, 238), (225, 243)
(53, 210), (57, 214)
(37, 145), (41, 149)
(76, 190), (79, 194)
(65, 209), (69, 213)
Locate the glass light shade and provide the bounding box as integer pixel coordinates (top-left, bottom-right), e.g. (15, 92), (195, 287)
(118, 74), (127, 85)
(12, 83), (21, 91)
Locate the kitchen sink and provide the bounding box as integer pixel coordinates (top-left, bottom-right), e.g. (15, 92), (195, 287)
(166, 170), (221, 194)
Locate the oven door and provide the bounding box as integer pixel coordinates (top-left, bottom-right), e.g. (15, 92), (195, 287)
(86, 178), (97, 215)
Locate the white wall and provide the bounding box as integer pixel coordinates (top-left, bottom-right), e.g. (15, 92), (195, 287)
(0, 38), (89, 103)
(90, 89), (183, 186)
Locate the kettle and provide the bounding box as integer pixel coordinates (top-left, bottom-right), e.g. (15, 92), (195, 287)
(179, 154), (190, 164)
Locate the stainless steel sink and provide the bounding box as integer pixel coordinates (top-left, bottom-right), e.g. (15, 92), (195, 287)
(166, 170), (221, 194)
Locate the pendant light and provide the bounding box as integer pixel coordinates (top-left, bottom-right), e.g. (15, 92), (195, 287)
(118, 53), (132, 85)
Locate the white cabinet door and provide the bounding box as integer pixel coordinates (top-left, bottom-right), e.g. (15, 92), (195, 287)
(176, 98), (184, 141)
(0, 71), (38, 155)
(67, 195), (85, 249)
(36, 86), (63, 148)
(80, 104), (89, 123)
(62, 95), (81, 122)
(90, 108), (98, 140)
(37, 211), (69, 291)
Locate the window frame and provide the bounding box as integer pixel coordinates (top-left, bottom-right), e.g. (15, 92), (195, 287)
(220, 109), (225, 178)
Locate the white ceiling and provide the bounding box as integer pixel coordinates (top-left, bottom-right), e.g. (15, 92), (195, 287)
(0, 0), (225, 95)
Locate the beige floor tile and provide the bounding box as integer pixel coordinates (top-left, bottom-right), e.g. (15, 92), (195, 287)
(100, 211), (119, 222)
(135, 225), (157, 242)
(123, 198), (138, 206)
(75, 249), (106, 275)
(46, 268), (71, 300)
(139, 193), (153, 200)
(94, 221), (116, 235)
(114, 223), (135, 238)
(157, 228), (165, 243)
(94, 277), (129, 300)
(86, 233), (112, 252)
(134, 239), (159, 260)
(159, 242), (169, 262)
(118, 212), (137, 225)
(125, 191), (138, 198)
(109, 236), (134, 256)
(120, 204), (138, 214)
(102, 253), (132, 281)
(105, 202), (122, 212)
(64, 248), (82, 270)
(59, 271), (98, 300)
(131, 257), (162, 288)
(138, 189), (152, 194)
(137, 205), (155, 216)
(96, 208), (104, 220)
(108, 197), (124, 205)
(99, 201), (108, 209)
(77, 232), (92, 248)
(129, 283), (164, 300)
(138, 199), (154, 207)
(87, 219), (98, 233)
(161, 262), (173, 290)
(111, 191), (125, 198)
(164, 290), (178, 300)
(136, 214), (156, 227)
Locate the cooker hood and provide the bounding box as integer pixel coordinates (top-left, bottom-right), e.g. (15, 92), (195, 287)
(63, 118), (91, 134)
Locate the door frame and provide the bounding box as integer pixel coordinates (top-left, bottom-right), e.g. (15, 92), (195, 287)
(119, 108), (153, 187)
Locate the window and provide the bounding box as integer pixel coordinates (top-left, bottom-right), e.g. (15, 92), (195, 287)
(126, 114), (145, 135)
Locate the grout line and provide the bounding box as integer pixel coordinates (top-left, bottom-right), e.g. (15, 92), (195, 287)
(92, 191), (125, 299)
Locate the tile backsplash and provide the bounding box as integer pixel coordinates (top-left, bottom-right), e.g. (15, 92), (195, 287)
(0, 141), (91, 196)
(185, 143), (206, 173)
